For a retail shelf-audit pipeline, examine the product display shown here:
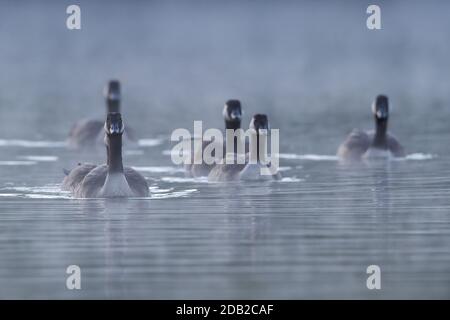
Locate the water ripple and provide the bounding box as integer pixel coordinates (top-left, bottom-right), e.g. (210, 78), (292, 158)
(0, 139), (66, 148)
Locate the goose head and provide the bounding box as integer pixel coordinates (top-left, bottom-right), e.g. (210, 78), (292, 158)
(104, 80), (121, 113)
(104, 112), (125, 171)
(372, 95), (389, 123)
(371, 94), (390, 148)
(249, 114), (269, 135)
(223, 99), (242, 130)
(248, 114), (270, 163)
(105, 112), (125, 137)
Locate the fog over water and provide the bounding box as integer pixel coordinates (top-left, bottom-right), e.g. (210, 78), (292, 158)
(0, 0), (450, 298)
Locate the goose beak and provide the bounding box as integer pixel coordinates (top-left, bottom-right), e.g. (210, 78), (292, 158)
(230, 110), (241, 120)
(376, 110), (388, 119)
(109, 123), (123, 134)
(107, 92), (120, 101)
(258, 125), (269, 134)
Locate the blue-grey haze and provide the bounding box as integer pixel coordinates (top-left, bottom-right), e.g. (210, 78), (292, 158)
(0, 0), (449, 298)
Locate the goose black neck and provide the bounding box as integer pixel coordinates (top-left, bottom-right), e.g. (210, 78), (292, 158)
(256, 134), (260, 162)
(107, 134), (124, 173)
(373, 117), (388, 148)
(107, 100), (120, 113)
(225, 120), (241, 131)
(249, 131), (266, 163)
(225, 120), (241, 153)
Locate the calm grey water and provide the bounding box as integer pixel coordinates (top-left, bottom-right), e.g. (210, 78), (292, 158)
(1, 0), (450, 299)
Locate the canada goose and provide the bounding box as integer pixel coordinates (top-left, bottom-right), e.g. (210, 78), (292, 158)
(337, 95), (405, 161)
(62, 112), (149, 198)
(208, 114), (281, 182)
(188, 99), (245, 177)
(67, 80), (136, 149)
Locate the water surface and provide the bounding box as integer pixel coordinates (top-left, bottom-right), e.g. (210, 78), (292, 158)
(1, 0), (450, 299)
